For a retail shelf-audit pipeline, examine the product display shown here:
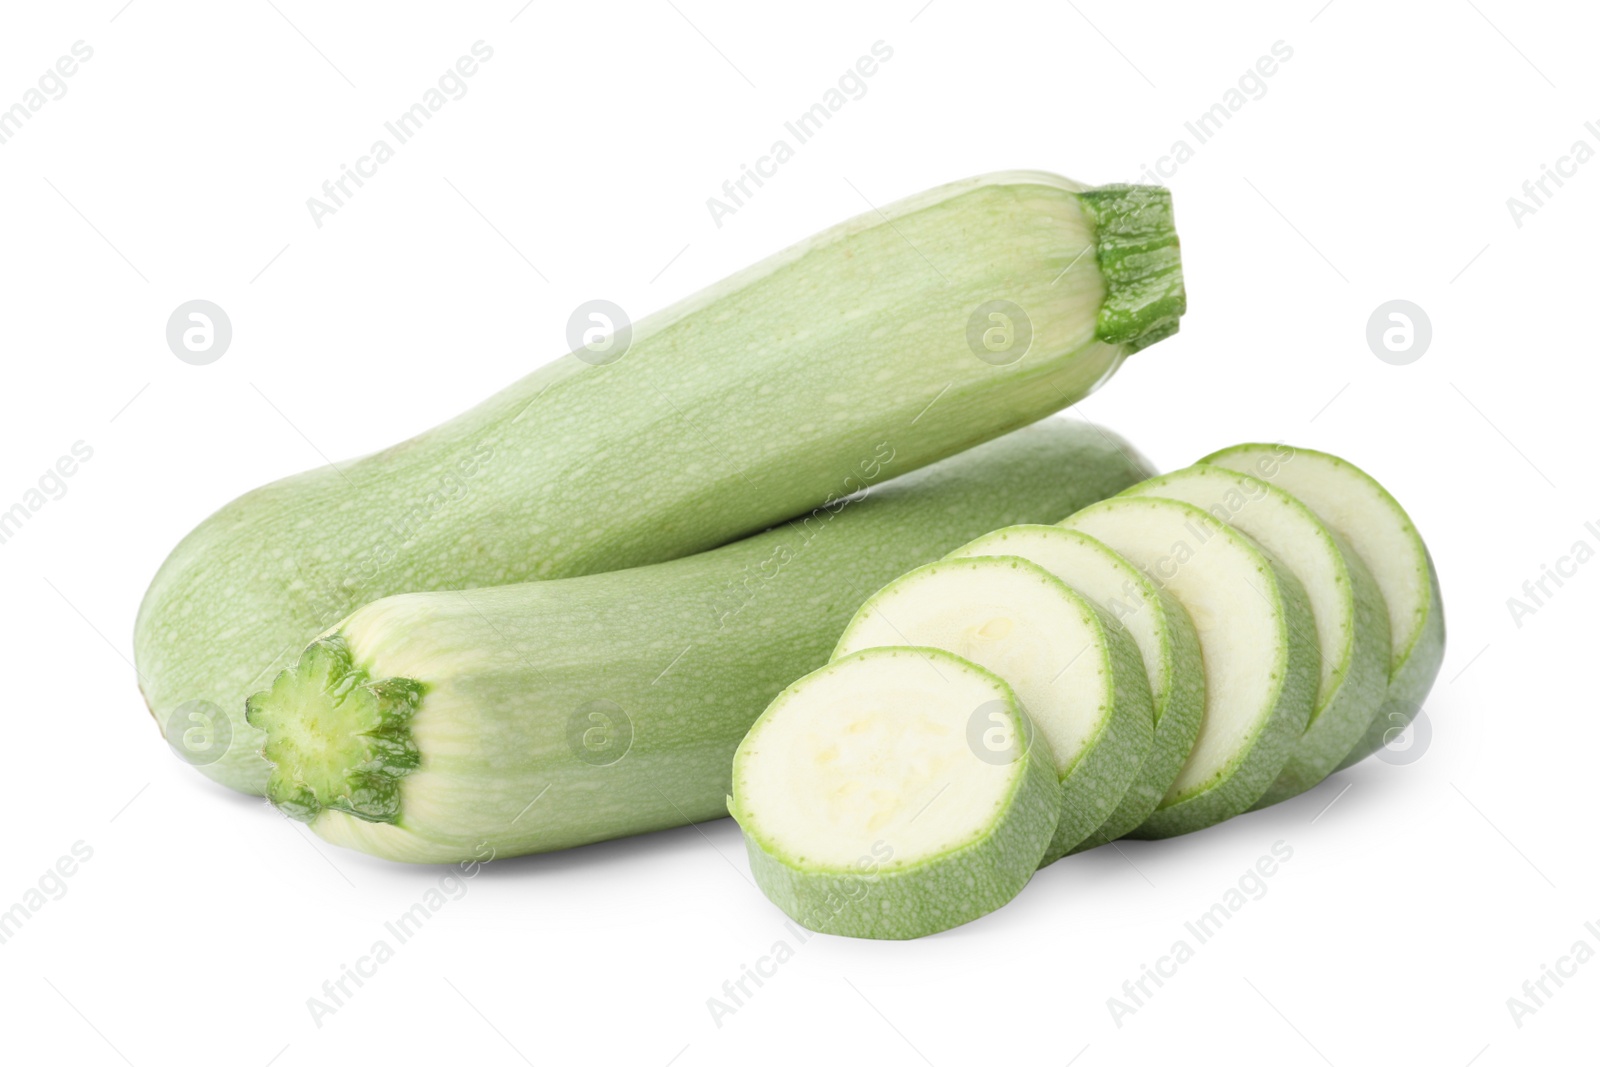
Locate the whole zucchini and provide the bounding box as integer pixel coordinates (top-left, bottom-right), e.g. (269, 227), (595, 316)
(137, 172), (1184, 793)
(245, 418), (1154, 862)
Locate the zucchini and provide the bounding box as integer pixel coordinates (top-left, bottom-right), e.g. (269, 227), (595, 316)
(731, 647), (1061, 940)
(245, 418), (1154, 862)
(1058, 498), (1319, 837)
(946, 525), (1204, 851)
(1202, 444), (1445, 770)
(831, 556), (1153, 862)
(138, 171), (1184, 794)
(1121, 465), (1391, 805)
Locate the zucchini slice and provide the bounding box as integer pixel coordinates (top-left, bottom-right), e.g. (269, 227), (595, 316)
(1122, 465), (1390, 805)
(832, 556), (1153, 861)
(947, 525), (1203, 851)
(1059, 498), (1318, 837)
(1203, 445), (1445, 770)
(730, 647), (1061, 939)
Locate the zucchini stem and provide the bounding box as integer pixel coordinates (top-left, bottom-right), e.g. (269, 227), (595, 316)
(1079, 184), (1186, 353)
(245, 636), (425, 824)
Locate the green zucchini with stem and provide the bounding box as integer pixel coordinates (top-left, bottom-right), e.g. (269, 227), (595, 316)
(139, 171), (1185, 795)
(245, 418), (1154, 862)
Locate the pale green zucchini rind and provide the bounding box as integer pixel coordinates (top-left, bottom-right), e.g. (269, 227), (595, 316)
(1359, 556), (1445, 766)
(730, 647), (1061, 940)
(137, 171), (1186, 796)
(1202, 444), (1445, 771)
(247, 419), (1154, 861)
(830, 556), (1154, 863)
(1059, 498), (1319, 838)
(1120, 465), (1391, 807)
(946, 525), (1204, 854)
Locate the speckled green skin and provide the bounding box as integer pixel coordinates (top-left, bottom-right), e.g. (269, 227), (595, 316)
(1120, 465), (1392, 808)
(1137, 556), (1316, 836)
(831, 555), (1153, 863)
(1082, 609), (1204, 846)
(1260, 536), (1389, 802)
(1039, 587), (1152, 860)
(1060, 498), (1320, 839)
(136, 172), (1186, 795)
(733, 649), (1060, 940)
(1348, 556), (1444, 767)
(947, 525), (1205, 855)
(250, 419), (1154, 862)
(1203, 445), (1445, 772)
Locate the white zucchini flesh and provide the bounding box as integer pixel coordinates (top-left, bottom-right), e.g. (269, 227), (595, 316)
(832, 557), (1153, 861)
(1121, 465), (1390, 805)
(1059, 498), (1319, 837)
(730, 647), (1061, 939)
(946, 525), (1203, 851)
(1203, 445), (1445, 770)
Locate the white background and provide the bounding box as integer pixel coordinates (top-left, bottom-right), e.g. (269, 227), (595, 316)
(0, 1), (1593, 1063)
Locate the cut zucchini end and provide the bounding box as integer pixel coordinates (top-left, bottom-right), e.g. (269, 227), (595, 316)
(245, 635), (425, 825)
(1078, 184), (1185, 353)
(731, 647), (1059, 940)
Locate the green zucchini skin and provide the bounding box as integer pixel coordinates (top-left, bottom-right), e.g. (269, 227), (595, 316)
(945, 525), (1206, 856)
(733, 649), (1061, 941)
(829, 555), (1154, 863)
(739, 765), (1059, 940)
(1201, 444), (1445, 772)
(1059, 498), (1320, 839)
(248, 418), (1155, 862)
(138, 172), (1185, 794)
(1119, 465), (1392, 808)
(1351, 556), (1443, 767)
